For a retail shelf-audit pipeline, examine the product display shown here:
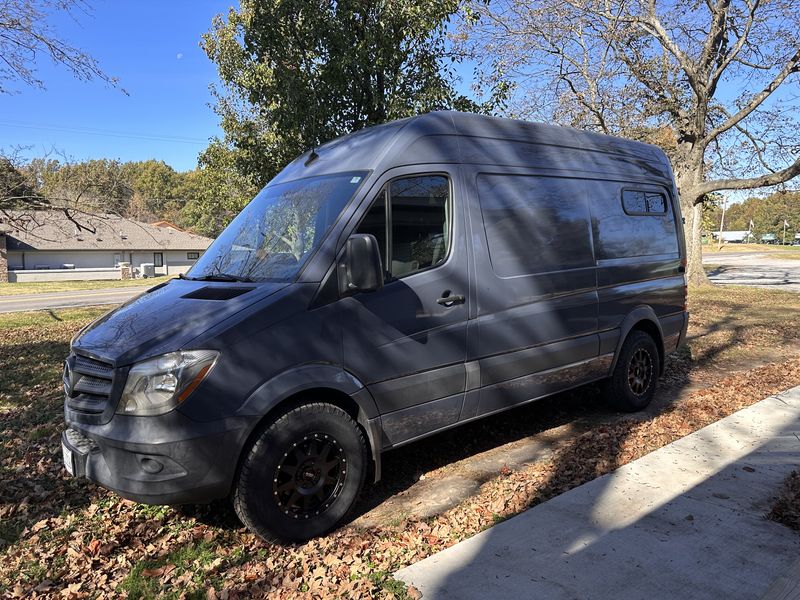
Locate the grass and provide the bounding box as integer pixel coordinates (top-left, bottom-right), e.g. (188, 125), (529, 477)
(0, 276), (173, 296)
(686, 285), (800, 372)
(0, 305), (112, 331)
(1, 284), (800, 598)
(704, 243), (800, 258)
(119, 541), (219, 600)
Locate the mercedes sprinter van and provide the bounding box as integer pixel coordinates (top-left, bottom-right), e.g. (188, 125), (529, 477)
(62, 111), (688, 542)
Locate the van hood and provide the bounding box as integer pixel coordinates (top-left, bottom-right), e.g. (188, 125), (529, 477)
(72, 279), (288, 366)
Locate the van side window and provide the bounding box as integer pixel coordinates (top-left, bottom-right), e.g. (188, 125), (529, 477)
(646, 192), (666, 213)
(592, 183), (678, 258)
(623, 190), (667, 215)
(356, 175), (450, 280)
(477, 175), (593, 277)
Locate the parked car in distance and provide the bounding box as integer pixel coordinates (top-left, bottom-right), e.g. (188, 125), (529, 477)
(760, 233), (778, 245)
(61, 111), (688, 543)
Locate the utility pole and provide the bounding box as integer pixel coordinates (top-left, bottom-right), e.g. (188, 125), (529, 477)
(717, 194), (727, 251)
(784, 219), (789, 246)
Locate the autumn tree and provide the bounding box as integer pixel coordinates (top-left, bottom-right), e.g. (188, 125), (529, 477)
(0, 157), (39, 207)
(1, 0), (120, 232)
(40, 159), (133, 215)
(710, 191), (800, 241)
(202, 0), (488, 189)
(462, 0), (800, 283)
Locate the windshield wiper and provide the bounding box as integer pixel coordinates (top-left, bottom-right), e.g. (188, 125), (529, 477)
(181, 273), (254, 283)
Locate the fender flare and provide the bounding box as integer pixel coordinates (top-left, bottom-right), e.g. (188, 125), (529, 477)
(236, 363), (384, 481)
(610, 306), (665, 374)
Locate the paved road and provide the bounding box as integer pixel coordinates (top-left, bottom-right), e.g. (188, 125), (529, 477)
(703, 251), (800, 292)
(396, 386), (800, 600)
(0, 287), (145, 313)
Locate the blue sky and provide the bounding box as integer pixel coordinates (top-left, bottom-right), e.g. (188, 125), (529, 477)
(0, 1), (232, 172)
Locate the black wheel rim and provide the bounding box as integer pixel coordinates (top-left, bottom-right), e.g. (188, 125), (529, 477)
(627, 347), (653, 396)
(273, 433), (346, 520)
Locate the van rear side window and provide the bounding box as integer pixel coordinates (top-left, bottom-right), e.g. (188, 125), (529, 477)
(623, 190), (667, 215)
(477, 175), (594, 277)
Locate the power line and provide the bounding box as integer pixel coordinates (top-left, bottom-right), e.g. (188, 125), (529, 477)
(0, 121), (209, 145)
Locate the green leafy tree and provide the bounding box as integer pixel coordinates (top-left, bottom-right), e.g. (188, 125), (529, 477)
(179, 141), (259, 237)
(202, 0), (488, 188)
(120, 160), (181, 218)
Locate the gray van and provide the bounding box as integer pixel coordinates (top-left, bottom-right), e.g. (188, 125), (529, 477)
(62, 111), (688, 542)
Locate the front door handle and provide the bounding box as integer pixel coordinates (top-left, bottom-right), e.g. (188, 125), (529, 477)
(436, 292), (465, 307)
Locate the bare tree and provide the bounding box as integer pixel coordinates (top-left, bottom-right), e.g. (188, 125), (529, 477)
(462, 0), (800, 283)
(0, 0), (118, 94)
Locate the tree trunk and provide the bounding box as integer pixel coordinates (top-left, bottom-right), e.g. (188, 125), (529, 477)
(675, 156), (709, 286)
(685, 201), (708, 286)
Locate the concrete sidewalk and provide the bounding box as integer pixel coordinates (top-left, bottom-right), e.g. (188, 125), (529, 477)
(396, 387), (800, 600)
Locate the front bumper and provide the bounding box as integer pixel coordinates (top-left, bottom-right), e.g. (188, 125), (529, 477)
(62, 408), (254, 505)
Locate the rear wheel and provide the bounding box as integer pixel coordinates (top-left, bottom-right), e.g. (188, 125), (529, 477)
(233, 402), (367, 543)
(603, 330), (659, 412)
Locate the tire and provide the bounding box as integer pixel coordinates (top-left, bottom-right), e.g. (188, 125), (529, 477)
(603, 330), (659, 412)
(233, 402), (368, 544)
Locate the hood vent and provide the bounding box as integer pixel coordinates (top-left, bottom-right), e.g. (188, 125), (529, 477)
(182, 286), (255, 301)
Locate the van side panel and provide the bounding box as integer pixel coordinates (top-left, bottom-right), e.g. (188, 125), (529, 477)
(589, 179), (686, 355)
(466, 172), (602, 419)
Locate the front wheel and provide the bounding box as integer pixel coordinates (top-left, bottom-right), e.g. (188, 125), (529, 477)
(603, 330), (659, 412)
(233, 402), (368, 543)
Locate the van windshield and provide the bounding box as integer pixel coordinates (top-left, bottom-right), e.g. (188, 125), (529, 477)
(188, 172), (368, 282)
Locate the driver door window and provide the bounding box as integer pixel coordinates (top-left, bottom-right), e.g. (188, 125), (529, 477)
(357, 175), (450, 280)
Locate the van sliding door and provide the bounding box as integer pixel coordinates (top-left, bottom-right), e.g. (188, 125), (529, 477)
(466, 173), (602, 419)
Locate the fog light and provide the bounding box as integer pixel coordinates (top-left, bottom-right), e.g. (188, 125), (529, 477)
(140, 457), (164, 474)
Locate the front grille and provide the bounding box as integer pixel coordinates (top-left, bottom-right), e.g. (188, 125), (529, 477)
(65, 354), (116, 416)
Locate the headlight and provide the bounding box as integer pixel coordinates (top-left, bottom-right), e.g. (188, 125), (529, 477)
(117, 350), (219, 416)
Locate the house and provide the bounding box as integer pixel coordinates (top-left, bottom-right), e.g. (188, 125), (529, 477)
(0, 211), (213, 283)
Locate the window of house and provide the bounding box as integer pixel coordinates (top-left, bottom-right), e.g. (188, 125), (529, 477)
(154, 252), (164, 267)
(113, 253), (122, 266)
(356, 175), (450, 280)
(622, 190), (668, 215)
(187, 252), (199, 260)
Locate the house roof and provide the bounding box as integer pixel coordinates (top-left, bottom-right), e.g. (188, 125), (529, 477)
(1, 211), (213, 252)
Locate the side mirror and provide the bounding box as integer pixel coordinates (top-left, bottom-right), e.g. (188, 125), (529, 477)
(337, 234), (384, 296)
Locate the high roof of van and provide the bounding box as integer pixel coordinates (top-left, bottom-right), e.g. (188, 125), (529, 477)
(271, 111), (674, 186)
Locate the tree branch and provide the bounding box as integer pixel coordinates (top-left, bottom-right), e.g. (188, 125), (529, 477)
(703, 48), (800, 144)
(694, 156), (800, 198)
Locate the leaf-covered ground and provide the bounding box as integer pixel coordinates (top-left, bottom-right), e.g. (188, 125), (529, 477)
(769, 471), (800, 532)
(1, 284), (800, 599)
